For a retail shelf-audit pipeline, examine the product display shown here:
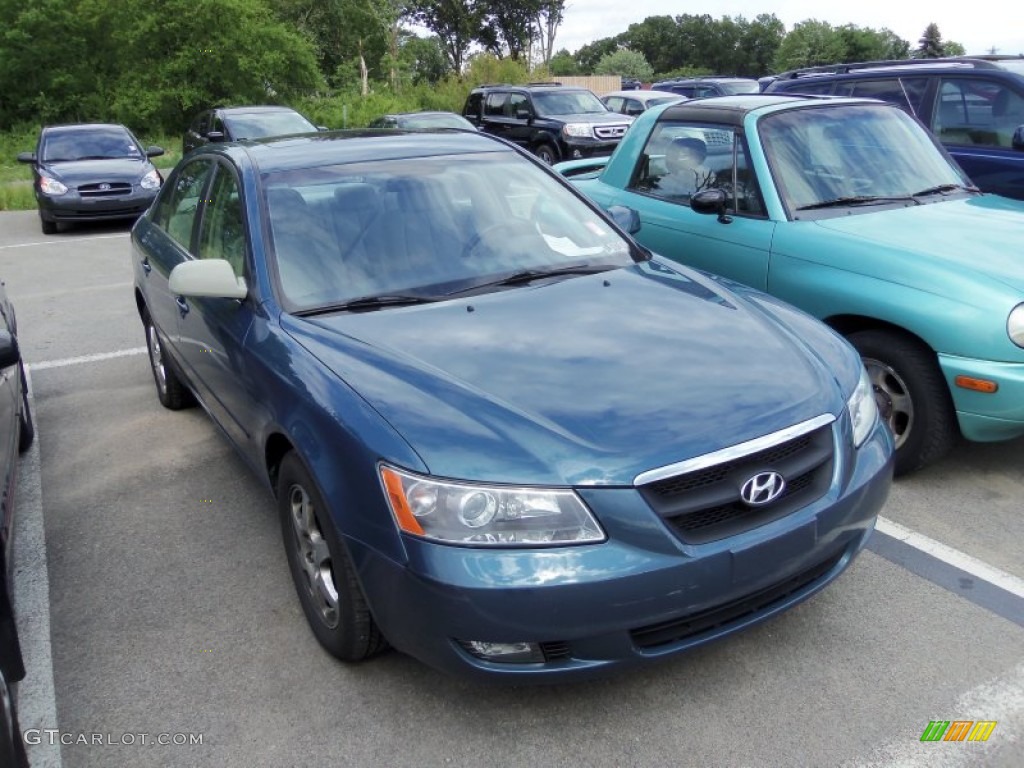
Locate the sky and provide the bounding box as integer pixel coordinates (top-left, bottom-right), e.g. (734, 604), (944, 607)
(554, 1), (1024, 58)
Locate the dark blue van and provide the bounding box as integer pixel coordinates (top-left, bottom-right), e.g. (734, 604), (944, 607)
(766, 56), (1024, 200)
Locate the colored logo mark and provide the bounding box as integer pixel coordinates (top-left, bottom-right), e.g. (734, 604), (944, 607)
(920, 720), (997, 742)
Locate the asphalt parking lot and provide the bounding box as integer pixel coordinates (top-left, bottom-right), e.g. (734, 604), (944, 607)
(2, 209), (1022, 767)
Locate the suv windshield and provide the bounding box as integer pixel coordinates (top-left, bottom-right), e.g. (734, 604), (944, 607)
(719, 81), (760, 95)
(224, 111), (315, 139)
(263, 152), (634, 311)
(759, 104), (968, 214)
(532, 90), (609, 116)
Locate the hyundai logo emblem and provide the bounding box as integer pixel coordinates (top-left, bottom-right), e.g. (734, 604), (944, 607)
(99, 183), (111, 191)
(740, 471), (786, 506)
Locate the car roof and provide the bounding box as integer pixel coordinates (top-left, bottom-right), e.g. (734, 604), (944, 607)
(218, 129), (514, 173)
(657, 94), (889, 125)
(772, 56), (1024, 81)
(42, 123), (129, 133)
(214, 105), (306, 116)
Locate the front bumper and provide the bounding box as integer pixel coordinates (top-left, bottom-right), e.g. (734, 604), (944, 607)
(940, 354), (1024, 442)
(561, 137), (622, 160)
(37, 189), (158, 223)
(353, 419), (893, 681)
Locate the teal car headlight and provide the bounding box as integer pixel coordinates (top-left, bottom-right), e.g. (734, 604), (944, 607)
(848, 366), (879, 448)
(380, 466), (605, 546)
(1008, 303), (1024, 348)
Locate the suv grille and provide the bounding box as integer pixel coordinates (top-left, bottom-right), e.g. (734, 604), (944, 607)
(638, 422), (835, 544)
(593, 124), (629, 140)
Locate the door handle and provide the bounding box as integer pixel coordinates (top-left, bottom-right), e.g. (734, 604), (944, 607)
(175, 296), (189, 316)
(140, 258), (152, 274)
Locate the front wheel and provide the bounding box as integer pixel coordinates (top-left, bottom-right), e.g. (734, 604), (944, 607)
(847, 329), (958, 476)
(534, 143), (558, 165)
(277, 453), (387, 662)
(142, 309), (193, 410)
(39, 212), (57, 235)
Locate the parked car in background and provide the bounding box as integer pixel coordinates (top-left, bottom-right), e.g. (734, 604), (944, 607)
(651, 77), (760, 98)
(131, 127), (891, 680)
(620, 77), (643, 90)
(368, 111), (476, 130)
(764, 56), (1024, 199)
(0, 279), (34, 768)
(556, 94), (1024, 475)
(17, 123), (164, 234)
(182, 106), (320, 154)
(601, 90), (685, 117)
(462, 82), (634, 164)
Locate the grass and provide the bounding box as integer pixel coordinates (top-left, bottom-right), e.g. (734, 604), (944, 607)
(0, 132), (179, 211)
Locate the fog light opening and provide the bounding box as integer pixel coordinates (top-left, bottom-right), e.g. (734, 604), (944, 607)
(572, 149), (582, 158)
(459, 640), (545, 663)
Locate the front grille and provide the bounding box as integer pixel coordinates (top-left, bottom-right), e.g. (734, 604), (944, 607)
(639, 423), (834, 544)
(593, 124), (629, 140)
(630, 548), (844, 650)
(79, 182), (133, 197)
(540, 641), (571, 661)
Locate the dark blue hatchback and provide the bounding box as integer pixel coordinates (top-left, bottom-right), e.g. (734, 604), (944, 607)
(131, 129), (893, 680)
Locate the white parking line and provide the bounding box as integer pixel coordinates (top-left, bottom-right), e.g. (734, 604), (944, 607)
(0, 234), (127, 250)
(876, 516), (1024, 600)
(27, 347), (147, 371)
(13, 368), (63, 768)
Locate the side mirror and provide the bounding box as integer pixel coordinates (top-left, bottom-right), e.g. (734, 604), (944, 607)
(145, 146), (165, 158)
(206, 131), (226, 143)
(16, 152), (36, 164)
(1013, 125), (1024, 151)
(691, 189), (732, 223)
(0, 329), (20, 369)
(169, 259), (247, 300)
(317, 125), (329, 131)
(606, 205), (642, 235)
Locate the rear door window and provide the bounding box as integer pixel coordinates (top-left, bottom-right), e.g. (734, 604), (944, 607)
(932, 78), (1020, 147)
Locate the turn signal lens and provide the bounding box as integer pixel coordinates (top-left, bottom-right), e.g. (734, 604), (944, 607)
(954, 375), (998, 394)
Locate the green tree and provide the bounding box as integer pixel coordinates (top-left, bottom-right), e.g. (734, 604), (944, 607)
(736, 14), (786, 76)
(774, 20), (848, 71)
(916, 23), (945, 58)
(620, 16), (679, 75)
(478, 0), (541, 61)
(399, 34), (451, 85)
(548, 48), (579, 76)
(944, 40), (966, 56)
(575, 37), (622, 73)
(405, 0), (479, 75)
(594, 49), (653, 82)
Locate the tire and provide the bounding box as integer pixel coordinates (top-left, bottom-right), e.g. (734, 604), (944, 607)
(40, 215), (57, 235)
(277, 452), (387, 662)
(847, 329), (958, 476)
(142, 309), (194, 410)
(17, 363), (34, 454)
(534, 143), (558, 165)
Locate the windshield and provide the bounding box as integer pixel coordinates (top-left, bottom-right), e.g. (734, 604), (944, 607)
(263, 151), (634, 311)
(719, 81), (760, 95)
(41, 126), (142, 162)
(759, 104), (968, 214)
(399, 113), (475, 130)
(224, 111), (316, 139)
(532, 90), (608, 116)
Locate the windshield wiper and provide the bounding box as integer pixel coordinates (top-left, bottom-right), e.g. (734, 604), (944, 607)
(294, 293), (436, 316)
(796, 195), (920, 211)
(444, 263), (616, 296)
(912, 183), (980, 197)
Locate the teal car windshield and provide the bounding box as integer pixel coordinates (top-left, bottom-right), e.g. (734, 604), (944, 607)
(263, 152), (634, 311)
(759, 105), (968, 213)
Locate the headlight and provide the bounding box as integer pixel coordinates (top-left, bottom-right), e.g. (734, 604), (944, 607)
(562, 123), (593, 138)
(1008, 303), (1024, 348)
(39, 176), (67, 196)
(140, 169), (162, 190)
(380, 466), (605, 546)
(848, 366), (879, 448)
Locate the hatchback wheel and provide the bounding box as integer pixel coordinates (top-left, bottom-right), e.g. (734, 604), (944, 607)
(39, 213), (57, 235)
(848, 329), (957, 475)
(277, 453), (387, 662)
(142, 309), (193, 410)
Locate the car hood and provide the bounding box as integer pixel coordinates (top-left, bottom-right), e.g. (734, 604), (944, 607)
(42, 158), (153, 184)
(284, 263), (845, 486)
(811, 195), (1024, 292)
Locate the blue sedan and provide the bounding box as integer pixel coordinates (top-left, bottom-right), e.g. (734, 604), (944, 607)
(131, 128), (892, 680)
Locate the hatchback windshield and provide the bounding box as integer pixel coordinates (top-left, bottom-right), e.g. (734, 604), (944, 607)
(42, 126), (142, 162)
(533, 90), (609, 116)
(224, 111), (316, 139)
(264, 152), (634, 311)
(759, 104), (968, 213)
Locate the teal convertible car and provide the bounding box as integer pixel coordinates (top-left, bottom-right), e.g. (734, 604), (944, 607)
(557, 94), (1024, 475)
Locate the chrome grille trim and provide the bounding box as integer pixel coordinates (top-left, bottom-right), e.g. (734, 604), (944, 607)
(633, 413), (836, 486)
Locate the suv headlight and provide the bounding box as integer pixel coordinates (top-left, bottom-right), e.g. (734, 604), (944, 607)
(1008, 303), (1024, 348)
(380, 466), (605, 547)
(848, 366), (879, 448)
(140, 169), (162, 190)
(562, 123), (593, 139)
(39, 176), (68, 196)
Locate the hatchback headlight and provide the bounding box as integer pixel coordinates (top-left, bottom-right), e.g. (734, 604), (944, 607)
(39, 176), (68, 196)
(140, 169), (162, 190)
(562, 123), (593, 138)
(1008, 303), (1024, 348)
(380, 466), (605, 546)
(848, 366), (878, 448)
